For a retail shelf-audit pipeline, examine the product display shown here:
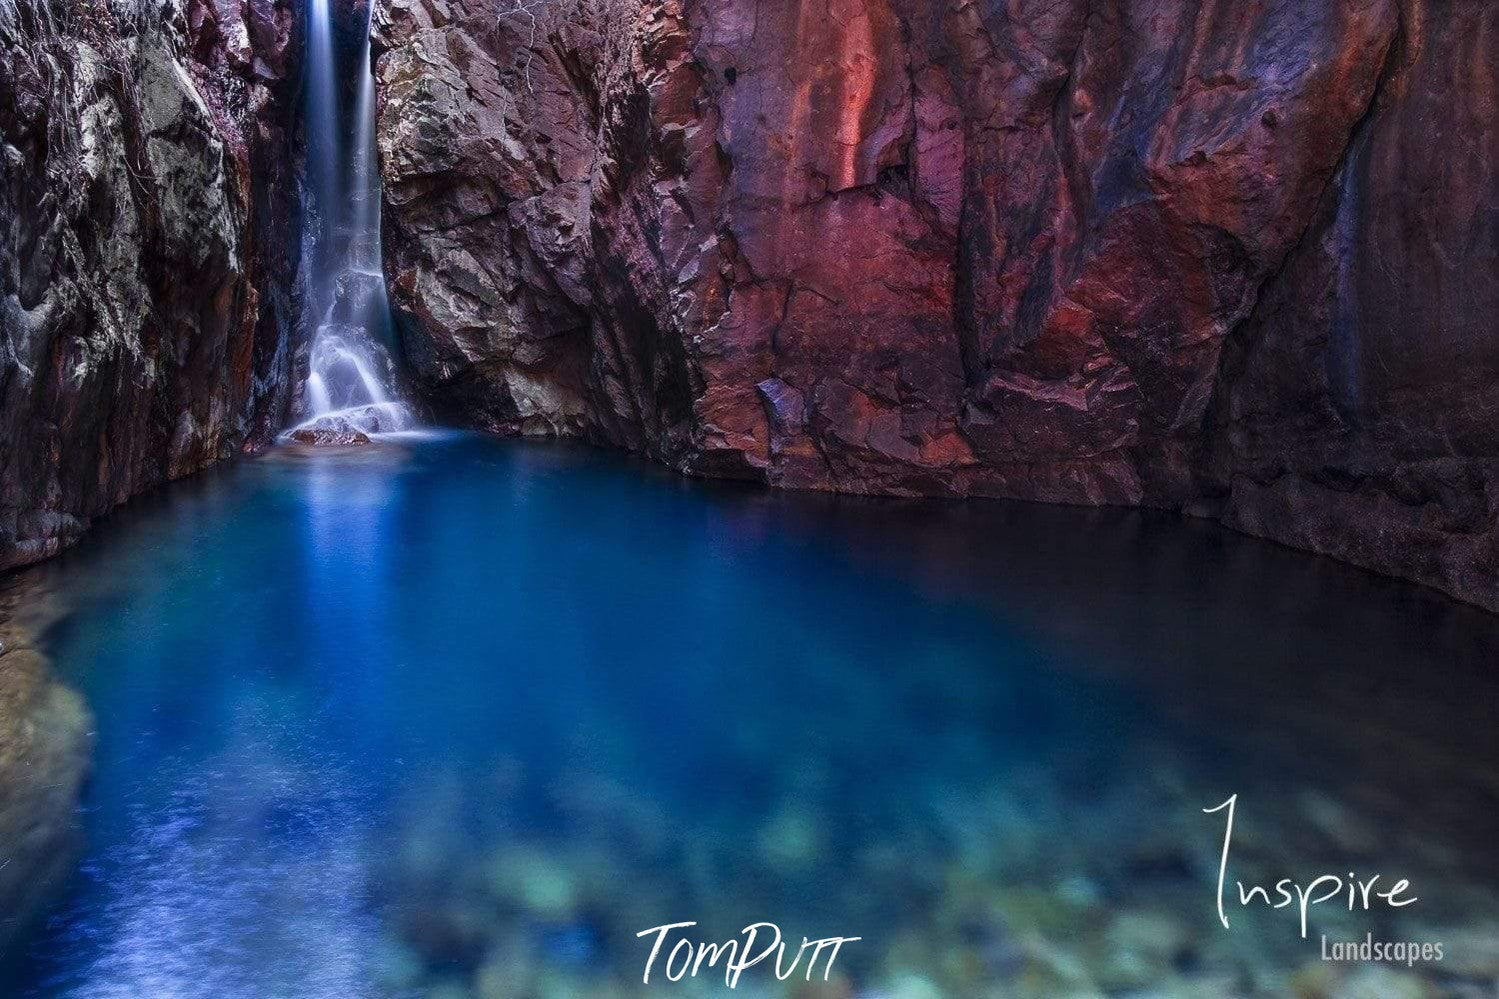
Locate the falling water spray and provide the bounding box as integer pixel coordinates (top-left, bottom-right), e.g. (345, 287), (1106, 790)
(289, 0), (413, 440)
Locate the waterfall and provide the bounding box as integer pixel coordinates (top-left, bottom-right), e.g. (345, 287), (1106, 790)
(288, 0), (413, 441)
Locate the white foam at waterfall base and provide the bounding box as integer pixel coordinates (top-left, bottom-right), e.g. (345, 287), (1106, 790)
(293, 327), (414, 436)
(284, 0), (414, 444)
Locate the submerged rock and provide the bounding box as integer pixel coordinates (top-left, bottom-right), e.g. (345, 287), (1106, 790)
(283, 401), (416, 445)
(0, 585), (93, 955)
(1325, 966), (1433, 999)
(755, 803), (825, 873)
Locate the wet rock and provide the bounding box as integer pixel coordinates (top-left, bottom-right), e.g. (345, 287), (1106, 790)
(1052, 876), (1102, 909)
(790, 976), (854, 999)
(1326, 966), (1433, 999)
(755, 803), (824, 872)
(862, 972), (944, 999)
(284, 400), (415, 443)
(485, 845), (581, 920)
(1415, 923), (1499, 979)
(0, 0), (302, 570)
(474, 952), (532, 999)
(1096, 909), (1193, 992)
(1295, 790), (1382, 857)
(289, 427), (374, 447)
(425, 982), (475, 999)
(0, 594), (93, 954)
(375, 0), (1498, 610)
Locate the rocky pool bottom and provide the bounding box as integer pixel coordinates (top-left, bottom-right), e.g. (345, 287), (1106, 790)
(1, 432), (1497, 998)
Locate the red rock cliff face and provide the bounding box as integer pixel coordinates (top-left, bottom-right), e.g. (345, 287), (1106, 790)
(374, 0), (1497, 611)
(0, 0), (301, 568)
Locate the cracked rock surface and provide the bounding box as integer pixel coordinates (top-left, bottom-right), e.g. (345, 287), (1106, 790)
(0, 0), (300, 569)
(377, 0), (1497, 610)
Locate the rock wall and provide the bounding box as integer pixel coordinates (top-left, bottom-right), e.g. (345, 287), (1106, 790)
(0, 0), (300, 569)
(1208, 0), (1499, 614)
(376, 0), (1497, 611)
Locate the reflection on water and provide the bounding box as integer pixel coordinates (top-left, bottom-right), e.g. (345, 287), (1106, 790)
(6, 433), (1499, 998)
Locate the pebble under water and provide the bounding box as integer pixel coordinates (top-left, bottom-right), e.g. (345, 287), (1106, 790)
(5, 431), (1499, 998)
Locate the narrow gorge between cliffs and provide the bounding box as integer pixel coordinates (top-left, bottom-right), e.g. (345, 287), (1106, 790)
(0, 0), (1497, 996)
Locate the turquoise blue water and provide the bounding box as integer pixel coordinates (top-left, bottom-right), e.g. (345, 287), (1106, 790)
(7, 432), (1499, 997)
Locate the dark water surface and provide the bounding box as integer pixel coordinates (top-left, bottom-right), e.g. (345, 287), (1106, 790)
(6, 432), (1499, 997)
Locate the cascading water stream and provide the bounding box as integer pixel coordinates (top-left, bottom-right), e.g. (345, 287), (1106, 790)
(288, 0), (414, 440)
